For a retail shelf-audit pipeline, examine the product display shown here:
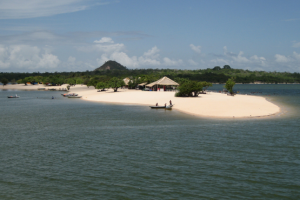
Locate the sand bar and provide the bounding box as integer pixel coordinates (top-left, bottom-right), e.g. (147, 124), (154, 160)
(2, 84), (280, 118)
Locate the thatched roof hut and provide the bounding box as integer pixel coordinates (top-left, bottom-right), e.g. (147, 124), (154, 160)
(146, 76), (179, 87)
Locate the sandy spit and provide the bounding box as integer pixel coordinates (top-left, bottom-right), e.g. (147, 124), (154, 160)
(2, 84), (280, 118)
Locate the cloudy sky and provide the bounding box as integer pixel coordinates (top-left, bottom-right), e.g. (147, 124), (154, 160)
(0, 0), (300, 72)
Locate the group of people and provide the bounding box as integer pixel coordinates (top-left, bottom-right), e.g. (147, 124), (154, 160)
(156, 100), (172, 107)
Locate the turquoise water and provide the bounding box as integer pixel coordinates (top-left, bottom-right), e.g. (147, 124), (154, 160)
(0, 85), (300, 199)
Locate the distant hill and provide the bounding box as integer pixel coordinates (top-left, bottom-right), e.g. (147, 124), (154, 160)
(94, 60), (128, 71)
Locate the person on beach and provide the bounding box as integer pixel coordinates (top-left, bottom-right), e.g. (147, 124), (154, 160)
(169, 100), (172, 105)
(156, 103), (158, 106)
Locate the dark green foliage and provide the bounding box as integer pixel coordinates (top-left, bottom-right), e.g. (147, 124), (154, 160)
(201, 81), (213, 91)
(96, 82), (108, 90)
(94, 60), (128, 71)
(1, 78), (8, 86)
(213, 66), (221, 71)
(224, 77), (236, 94)
(176, 80), (203, 97)
(108, 77), (125, 92)
(1, 64), (300, 86)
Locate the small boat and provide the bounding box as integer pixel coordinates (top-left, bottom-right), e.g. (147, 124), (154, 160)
(8, 95), (19, 98)
(63, 93), (78, 97)
(165, 104), (174, 110)
(68, 96), (82, 98)
(149, 104), (174, 109)
(149, 105), (166, 109)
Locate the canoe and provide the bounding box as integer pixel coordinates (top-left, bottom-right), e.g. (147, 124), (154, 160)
(8, 96), (19, 98)
(149, 106), (166, 109)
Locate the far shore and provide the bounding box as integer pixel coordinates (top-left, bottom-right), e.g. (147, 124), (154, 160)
(1, 84), (281, 118)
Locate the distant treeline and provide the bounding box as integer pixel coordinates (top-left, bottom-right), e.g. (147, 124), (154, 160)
(1, 65), (300, 86)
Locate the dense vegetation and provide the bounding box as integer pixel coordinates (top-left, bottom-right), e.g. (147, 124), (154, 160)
(94, 60), (128, 71)
(1, 62), (300, 88)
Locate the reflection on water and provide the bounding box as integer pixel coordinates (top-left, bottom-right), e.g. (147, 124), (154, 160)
(0, 85), (300, 199)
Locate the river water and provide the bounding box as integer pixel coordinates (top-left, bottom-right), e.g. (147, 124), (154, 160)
(0, 85), (300, 199)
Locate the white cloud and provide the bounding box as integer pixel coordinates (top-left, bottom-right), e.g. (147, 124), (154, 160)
(293, 52), (300, 61)
(94, 43), (125, 53)
(0, 0), (109, 19)
(232, 51), (249, 63)
(163, 57), (183, 66)
(275, 54), (290, 62)
(93, 38), (183, 68)
(68, 56), (76, 63)
(190, 44), (201, 54)
(188, 59), (198, 65)
(223, 46), (236, 57)
(94, 37), (114, 44)
(96, 46), (161, 68)
(209, 46), (270, 70)
(143, 46), (160, 59)
(0, 44), (60, 70)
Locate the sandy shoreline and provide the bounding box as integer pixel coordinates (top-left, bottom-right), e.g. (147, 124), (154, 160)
(2, 84), (280, 118)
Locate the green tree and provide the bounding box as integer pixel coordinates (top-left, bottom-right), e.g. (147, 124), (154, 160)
(223, 65), (231, 69)
(76, 78), (83, 85)
(67, 78), (76, 86)
(87, 78), (98, 88)
(96, 82), (108, 91)
(213, 66), (221, 71)
(224, 77), (235, 94)
(175, 80), (203, 97)
(200, 81), (213, 92)
(108, 77), (124, 92)
(1, 78), (8, 86)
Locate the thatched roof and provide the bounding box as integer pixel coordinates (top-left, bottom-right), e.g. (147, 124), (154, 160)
(146, 76), (179, 87)
(138, 82), (147, 86)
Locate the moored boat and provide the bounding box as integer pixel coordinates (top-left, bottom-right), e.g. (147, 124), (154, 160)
(68, 96), (82, 98)
(62, 93), (78, 97)
(8, 95), (19, 98)
(149, 105), (166, 109)
(165, 104), (174, 110)
(149, 104), (174, 109)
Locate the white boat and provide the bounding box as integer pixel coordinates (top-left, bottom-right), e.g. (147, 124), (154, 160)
(68, 96), (82, 98)
(165, 104), (174, 110)
(63, 93), (78, 97)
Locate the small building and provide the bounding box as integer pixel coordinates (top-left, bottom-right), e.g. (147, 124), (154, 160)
(146, 76), (179, 91)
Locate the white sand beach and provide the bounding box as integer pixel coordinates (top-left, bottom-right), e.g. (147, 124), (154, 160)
(2, 84), (280, 118)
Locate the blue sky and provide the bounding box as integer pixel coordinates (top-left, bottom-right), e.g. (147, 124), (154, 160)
(1, 0), (300, 72)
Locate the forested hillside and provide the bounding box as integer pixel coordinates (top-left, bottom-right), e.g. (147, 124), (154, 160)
(1, 62), (300, 86)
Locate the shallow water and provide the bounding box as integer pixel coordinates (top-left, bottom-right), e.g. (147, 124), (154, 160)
(0, 85), (300, 199)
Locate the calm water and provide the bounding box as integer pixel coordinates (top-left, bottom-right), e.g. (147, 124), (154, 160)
(1, 85), (300, 199)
